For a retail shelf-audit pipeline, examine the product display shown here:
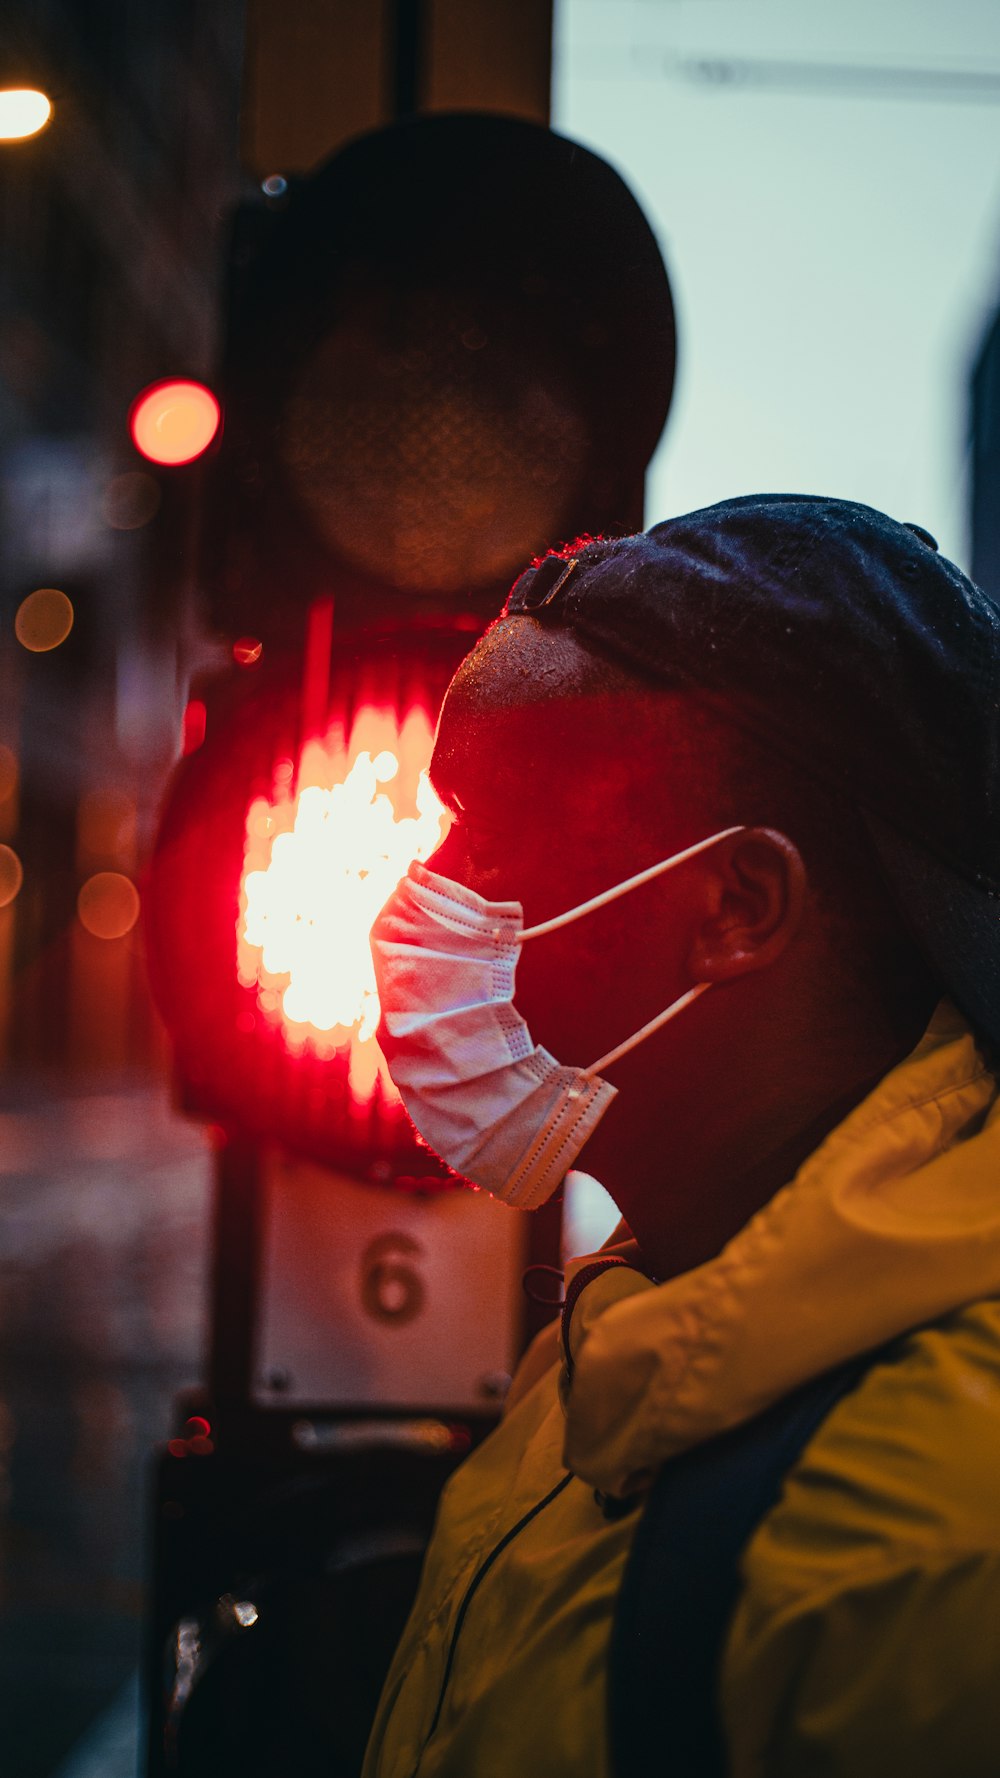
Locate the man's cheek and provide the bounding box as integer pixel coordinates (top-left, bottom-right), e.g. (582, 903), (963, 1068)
(425, 824), (471, 884)
(424, 818), (523, 899)
(515, 932), (609, 1062)
(462, 836), (546, 907)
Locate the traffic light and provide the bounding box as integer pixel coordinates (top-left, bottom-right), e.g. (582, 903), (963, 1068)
(146, 111), (676, 1184)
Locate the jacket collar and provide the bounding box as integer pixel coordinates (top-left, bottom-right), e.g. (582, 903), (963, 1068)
(562, 1002), (1000, 1496)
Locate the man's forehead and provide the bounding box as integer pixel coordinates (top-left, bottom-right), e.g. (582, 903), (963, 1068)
(429, 616), (692, 828)
(447, 614), (605, 707)
(431, 618), (613, 785)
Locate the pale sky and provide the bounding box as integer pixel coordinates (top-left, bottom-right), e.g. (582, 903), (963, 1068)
(553, 0), (1000, 570)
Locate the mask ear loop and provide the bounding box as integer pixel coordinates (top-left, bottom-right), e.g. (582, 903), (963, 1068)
(586, 981), (711, 1076)
(516, 826), (745, 943)
(515, 825), (746, 1078)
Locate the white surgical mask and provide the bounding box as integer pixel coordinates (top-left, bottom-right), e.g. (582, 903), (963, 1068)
(370, 828), (744, 1211)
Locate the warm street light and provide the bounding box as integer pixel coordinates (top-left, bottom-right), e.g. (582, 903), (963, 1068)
(0, 88), (52, 141)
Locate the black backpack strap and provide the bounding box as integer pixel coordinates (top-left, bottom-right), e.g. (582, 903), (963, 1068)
(608, 1348), (888, 1778)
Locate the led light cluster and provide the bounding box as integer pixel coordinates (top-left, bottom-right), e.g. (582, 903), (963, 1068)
(237, 704), (449, 1104)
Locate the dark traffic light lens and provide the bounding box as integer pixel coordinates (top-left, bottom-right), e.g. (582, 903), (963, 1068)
(277, 290), (588, 595)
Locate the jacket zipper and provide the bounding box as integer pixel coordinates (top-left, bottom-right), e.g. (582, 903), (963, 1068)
(411, 1471), (575, 1775)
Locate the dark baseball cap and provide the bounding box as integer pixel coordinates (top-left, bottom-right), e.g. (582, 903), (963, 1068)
(504, 493), (1000, 1048)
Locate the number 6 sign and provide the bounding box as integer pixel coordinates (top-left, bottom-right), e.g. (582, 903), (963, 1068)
(254, 1151), (526, 1410)
(360, 1233), (426, 1326)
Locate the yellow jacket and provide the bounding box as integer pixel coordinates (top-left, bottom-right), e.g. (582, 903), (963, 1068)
(363, 1005), (1000, 1777)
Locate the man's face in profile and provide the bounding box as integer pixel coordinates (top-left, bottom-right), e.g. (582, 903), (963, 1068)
(416, 611), (816, 1267)
(426, 614), (703, 1082)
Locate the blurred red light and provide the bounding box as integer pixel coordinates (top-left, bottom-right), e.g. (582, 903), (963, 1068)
(233, 637), (263, 667)
(144, 635), (476, 1178)
(129, 379), (221, 466)
(182, 699), (207, 756)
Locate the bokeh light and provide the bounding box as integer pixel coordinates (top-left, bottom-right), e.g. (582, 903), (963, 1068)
(0, 89), (52, 142)
(14, 588), (74, 652)
(102, 470), (161, 530)
(129, 379), (220, 466)
(77, 872), (141, 939)
(233, 637), (263, 667)
(0, 846), (23, 908)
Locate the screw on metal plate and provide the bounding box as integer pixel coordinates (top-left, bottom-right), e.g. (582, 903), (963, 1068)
(478, 1371), (512, 1402)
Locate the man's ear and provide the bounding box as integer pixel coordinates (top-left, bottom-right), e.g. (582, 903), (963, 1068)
(687, 827), (807, 981)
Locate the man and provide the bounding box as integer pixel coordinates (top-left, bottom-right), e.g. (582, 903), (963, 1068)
(365, 495), (1000, 1777)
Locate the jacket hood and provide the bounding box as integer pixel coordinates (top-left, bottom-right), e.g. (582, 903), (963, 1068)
(562, 1001), (1000, 1496)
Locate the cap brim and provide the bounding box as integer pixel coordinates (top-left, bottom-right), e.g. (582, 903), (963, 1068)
(862, 812), (1000, 1049)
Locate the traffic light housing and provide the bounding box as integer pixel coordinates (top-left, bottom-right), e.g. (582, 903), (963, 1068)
(147, 111), (677, 1180)
(203, 112), (676, 650)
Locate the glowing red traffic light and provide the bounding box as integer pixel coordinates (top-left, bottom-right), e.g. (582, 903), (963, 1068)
(144, 637), (467, 1180)
(129, 379), (221, 466)
(237, 702), (448, 1097)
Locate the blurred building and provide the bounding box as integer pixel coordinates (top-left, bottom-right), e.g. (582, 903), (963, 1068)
(0, 0), (243, 1078)
(0, 8), (243, 1774)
